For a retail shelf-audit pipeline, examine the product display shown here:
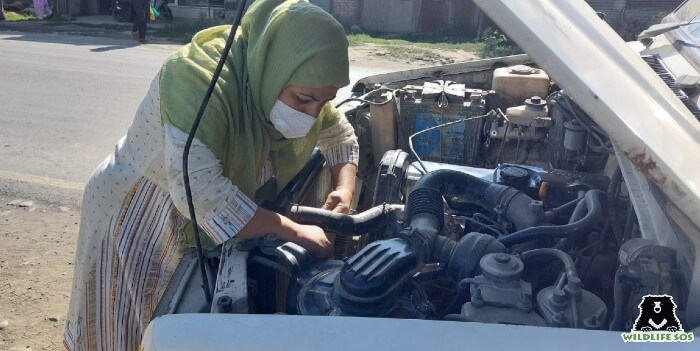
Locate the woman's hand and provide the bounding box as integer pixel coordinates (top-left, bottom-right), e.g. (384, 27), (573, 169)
(239, 208), (332, 258)
(292, 224), (333, 259)
(322, 187), (353, 214)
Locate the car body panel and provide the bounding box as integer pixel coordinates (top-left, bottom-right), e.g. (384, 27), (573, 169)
(141, 314), (695, 350)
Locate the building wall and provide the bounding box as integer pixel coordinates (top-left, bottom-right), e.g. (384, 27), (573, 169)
(332, 0), (362, 27)
(360, 0), (421, 34)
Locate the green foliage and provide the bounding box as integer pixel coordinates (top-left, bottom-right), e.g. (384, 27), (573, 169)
(156, 17), (229, 44)
(478, 27), (523, 58)
(347, 33), (484, 52)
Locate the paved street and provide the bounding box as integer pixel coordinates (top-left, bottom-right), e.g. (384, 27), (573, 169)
(0, 32), (180, 204)
(0, 31), (389, 206)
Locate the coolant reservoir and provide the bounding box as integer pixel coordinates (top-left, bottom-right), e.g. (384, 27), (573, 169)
(492, 65), (550, 104)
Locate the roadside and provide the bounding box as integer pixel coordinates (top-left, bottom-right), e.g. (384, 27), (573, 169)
(0, 15), (483, 65)
(0, 196), (79, 351)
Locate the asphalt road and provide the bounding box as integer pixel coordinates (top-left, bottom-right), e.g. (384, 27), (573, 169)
(0, 31), (388, 206)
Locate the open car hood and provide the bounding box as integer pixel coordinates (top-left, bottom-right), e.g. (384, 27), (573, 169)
(473, 0), (700, 230)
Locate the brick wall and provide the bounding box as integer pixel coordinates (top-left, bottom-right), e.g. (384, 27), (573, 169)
(332, 0), (361, 27)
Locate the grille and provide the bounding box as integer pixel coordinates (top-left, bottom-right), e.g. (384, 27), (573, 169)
(641, 55), (700, 120)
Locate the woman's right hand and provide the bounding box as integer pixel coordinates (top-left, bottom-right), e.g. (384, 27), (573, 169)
(292, 224), (333, 259)
(238, 207), (332, 259)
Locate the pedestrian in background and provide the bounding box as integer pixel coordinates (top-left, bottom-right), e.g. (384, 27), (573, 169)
(130, 0), (149, 43)
(34, 0), (53, 20)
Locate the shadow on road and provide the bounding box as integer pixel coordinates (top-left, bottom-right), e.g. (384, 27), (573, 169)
(90, 43), (139, 52)
(0, 26), (176, 48)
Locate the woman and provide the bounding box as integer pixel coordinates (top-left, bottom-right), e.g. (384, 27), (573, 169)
(63, 1), (358, 350)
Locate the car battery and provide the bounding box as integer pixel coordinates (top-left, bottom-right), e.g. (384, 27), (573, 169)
(397, 81), (486, 166)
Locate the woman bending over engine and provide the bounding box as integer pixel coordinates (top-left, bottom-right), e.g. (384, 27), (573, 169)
(64, 1), (357, 349)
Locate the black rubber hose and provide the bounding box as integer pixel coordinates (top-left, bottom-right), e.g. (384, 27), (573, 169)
(287, 204), (403, 235)
(545, 192), (585, 222)
(410, 169), (506, 212)
(498, 190), (605, 247)
(554, 196), (592, 251)
(520, 248), (579, 282)
(408, 169), (546, 231)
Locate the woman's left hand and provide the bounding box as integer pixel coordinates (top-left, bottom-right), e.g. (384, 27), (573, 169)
(322, 187), (353, 214)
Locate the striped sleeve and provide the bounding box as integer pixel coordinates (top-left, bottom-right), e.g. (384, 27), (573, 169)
(200, 191), (257, 245)
(316, 115), (359, 167)
(164, 124), (256, 245)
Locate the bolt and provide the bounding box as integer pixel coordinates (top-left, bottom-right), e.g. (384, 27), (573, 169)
(584, 315), (600, 329)
(553, 311), (568, 326)
(494, 253), (511, 264)
(552, 289), (567, 304)
(217, 295), (233, 313)
(471, 288), (484, 308)
(519, 292), (532, 311)
(566, 277), (583, 293)
(530, 201), (544, 214)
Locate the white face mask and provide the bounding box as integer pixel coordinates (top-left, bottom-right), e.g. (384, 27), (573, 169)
(269, 99), (316, 139)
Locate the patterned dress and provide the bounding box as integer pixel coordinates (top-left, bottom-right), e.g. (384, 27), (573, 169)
(63, 73), (359, 350)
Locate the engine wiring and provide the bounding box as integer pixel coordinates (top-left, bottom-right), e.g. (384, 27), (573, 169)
(333, 88), (395, 109)
(408, 110), (498, 174)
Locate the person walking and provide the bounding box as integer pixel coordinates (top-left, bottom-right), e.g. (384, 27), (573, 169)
(130, 0), (149, 43)
(33, 0), (53, 20)
(63, 0), (358, 350)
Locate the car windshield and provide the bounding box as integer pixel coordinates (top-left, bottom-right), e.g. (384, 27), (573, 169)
(676, 0), (700, 39)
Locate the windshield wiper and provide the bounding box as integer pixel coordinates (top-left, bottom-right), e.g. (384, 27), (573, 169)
(638, 20), (700, 41)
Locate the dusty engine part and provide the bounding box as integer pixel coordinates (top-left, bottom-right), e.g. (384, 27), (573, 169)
(458, 253), (547, 326)
(536, 278), (608, 329)
(489, 96), (552, 142)
(546, 91), (609, 173)
(397, 80), (486, 165)
(493, 164), (610, 208)
(610, 239), (678, 331)
(491, 65), (550, 104)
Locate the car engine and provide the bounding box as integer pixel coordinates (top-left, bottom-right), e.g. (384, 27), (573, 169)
(154, 62), (692, 334)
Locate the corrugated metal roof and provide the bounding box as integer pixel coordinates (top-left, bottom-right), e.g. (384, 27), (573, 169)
(586, 0), (627, 30)
(626, 0), (683, 11)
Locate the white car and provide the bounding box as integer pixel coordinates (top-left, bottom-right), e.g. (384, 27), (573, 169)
(141, 0), (700, 349)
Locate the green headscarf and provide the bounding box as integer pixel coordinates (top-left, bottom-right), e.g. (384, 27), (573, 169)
(159, 0), (350, 201)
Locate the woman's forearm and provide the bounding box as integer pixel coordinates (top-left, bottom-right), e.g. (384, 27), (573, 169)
(330, 162), (357, 192)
